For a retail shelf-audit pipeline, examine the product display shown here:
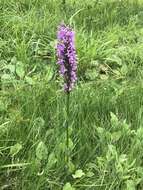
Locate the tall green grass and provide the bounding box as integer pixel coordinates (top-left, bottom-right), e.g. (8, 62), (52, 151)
(0, 0), (143, 189)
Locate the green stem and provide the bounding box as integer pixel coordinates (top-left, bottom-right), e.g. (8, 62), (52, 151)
(66, 91), (70, 164)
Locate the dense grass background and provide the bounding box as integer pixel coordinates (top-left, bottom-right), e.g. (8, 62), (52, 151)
(0, 0), (143, 189)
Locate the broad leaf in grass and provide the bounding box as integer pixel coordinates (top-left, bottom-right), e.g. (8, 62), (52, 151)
(63, 182), (75, 190)
(72, 169), (85, 179)
(47, 152), (57, 169)
(10, 143), (22, 157)
(36, 141), (47, 160)
(16, 62), (25, 78)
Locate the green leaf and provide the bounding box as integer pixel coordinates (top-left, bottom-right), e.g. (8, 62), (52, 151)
(110, 112), (119, 127)
(10, 143), (22, 157)
(96, 127), (106, 140)
(16, 62), (25, 78)
(106, 144), (117, 160)
(45, 66), (54, 81)
(11, 56), (17, 64)
(111, 131), (122, 142)
(106, 55), (122, 66)
(47, 152), (57, 168)
(126, 180), (136, 190)
(119, 154), (127, 163)
(5, 64), (15, 73)
(96, 127), (105, 135)
(63, 182), (75, 190)
(36, 141), (47, 160)
(1, 74), (12, 81)
(0, 100), (7, 112)
(121, 64), (128, 75)
(72, 169), (85, 179)
(86, 171), (94, 177)
(25, 76), (34, 85)
(34, 117), (45, 128)
(68, 160), (75, 173)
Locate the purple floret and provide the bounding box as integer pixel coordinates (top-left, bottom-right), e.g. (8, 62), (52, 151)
(57, 24), (77, 92)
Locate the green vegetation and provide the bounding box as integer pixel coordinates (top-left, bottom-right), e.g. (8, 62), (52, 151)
(0, 0), (143, 189)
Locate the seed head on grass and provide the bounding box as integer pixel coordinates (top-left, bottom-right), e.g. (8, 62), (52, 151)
(57, 23), (77, 92)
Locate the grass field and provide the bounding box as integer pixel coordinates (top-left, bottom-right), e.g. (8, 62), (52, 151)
(0, 0), (143, 189)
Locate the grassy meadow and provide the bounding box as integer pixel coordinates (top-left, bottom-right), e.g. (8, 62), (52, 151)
(0, 0), (143, 189)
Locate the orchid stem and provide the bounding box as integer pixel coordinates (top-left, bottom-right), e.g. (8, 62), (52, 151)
(66, 91), (70, 165)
